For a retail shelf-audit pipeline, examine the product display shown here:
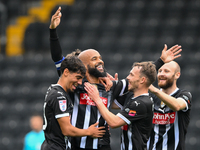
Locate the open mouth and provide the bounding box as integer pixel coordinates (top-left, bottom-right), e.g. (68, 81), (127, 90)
(96, 64), (104, 71)
(72, 84), (78, 90)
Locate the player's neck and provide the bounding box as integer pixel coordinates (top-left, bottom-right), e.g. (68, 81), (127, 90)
(57, 80), (67, 92)
(133, 88), (148, 98)
(86, 75), (100, 84)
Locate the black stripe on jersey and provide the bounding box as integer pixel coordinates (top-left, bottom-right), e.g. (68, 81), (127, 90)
(156, 125), (165, 149)
(85, 106), (98, 148)
(122, 130), (129, 150)
(148, 88), (192, 150)
(167, 124), (175, 150)
(148, 128), (155, 149)
(71, 82), (113, 149)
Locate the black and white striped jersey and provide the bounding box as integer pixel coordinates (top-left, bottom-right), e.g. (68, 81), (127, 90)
(147, 88), (192, 150)
(69, 81), (113, 149)
(49, 28), (164, 149)
(67, 78), (129, 149)
(117, 94), (154, 150)
(42, 84), (73, 150)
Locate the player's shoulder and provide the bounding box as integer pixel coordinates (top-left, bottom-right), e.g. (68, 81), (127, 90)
(47, 84), (67, 100)
(136, 94), (152, 102)
(178, 89), (192, 99)
(132, 95), (153, 106)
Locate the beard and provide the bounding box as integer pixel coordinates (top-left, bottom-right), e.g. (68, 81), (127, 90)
(158, 75), (174, 89)
(87, 64), (107, 78)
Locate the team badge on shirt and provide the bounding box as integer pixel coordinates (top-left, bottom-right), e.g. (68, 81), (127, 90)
(59, 100), (67, 112)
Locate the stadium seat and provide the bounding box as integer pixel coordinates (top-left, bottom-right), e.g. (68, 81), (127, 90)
(3, 0), (200, 149)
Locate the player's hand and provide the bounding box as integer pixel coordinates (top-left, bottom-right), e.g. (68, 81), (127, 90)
(99, 77), (113, 92)
(88, 122), (106, 138)
(49, 6), (62, 29)
(160, 44), (182, 63)
(107, 73), (118, 81)
(84, 82), (100, 103)
(148, 84), (159, 94)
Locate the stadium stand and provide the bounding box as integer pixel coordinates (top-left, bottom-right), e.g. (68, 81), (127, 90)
(0, 0), (200, 149)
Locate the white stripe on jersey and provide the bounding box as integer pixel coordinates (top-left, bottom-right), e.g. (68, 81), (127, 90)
(93, 110), (100, 149)
(162, 124), (170, 149)
(121, 132), (125, 150)
(55, 113), (70, 118)
(150, 124), (159, 150)
(128, 128), (133, 150)
(114, 99), (123, 109)
(119, 79), (127, 96)
(43, 102), (47, 130)
(71, 94), (79, 126)
(174, 112), (179, 149)
(80, 105), (91, 148)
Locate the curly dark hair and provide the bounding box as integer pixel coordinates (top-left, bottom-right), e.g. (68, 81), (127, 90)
(60, 56), (86, 76)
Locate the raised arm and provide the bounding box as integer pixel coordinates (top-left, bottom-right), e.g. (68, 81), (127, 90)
(160, 44), (182, 63)
(154, 44), (182, 71)
(49, 7), (64, 76)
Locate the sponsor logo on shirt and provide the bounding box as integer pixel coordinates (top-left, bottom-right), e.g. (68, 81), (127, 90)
(125, 108), (136, 116)
(153, 112), (176, 125)
(134, 101), (140, 106)
(80, 93), (107, 107)
(57, 96), (66, 99)
(59, 100), (67, 112)
(128, 110), (136, 116)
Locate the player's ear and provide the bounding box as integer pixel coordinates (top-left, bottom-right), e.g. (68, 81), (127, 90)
(175, 72), (180, 80)
(140, 76), (146, 84)
(63, 68), (70, 77)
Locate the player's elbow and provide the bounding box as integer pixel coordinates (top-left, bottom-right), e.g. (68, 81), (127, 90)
(173, 107), (180, 111)
(109, 125), (117, 129)
(108, 122), (119, 129)
(61, 128), (74, 136)
(171, 104), (183, 111)
(61, 130), (70, 136)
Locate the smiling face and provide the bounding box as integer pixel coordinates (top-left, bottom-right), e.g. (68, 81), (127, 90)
(66, 71), (84, 92)
(157, 61), (180, 89)
(126, 66), (141, 92)
(79, 49), (107, 78)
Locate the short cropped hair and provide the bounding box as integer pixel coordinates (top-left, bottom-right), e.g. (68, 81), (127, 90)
(60, 56), (86, 76)
(66, 49), (82, 58)
(133, 61), (157, 86)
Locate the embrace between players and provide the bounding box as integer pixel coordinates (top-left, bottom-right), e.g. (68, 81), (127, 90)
(41, 7), (192, 150)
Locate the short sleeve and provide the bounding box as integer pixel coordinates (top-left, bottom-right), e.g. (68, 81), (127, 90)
(178, 90), (192, 112)
(117, 99), (148, 125)
(48, 91), (72, 119)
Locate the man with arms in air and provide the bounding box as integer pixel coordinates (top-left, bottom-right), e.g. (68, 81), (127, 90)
(147, 61), (192, 150)
(49, 7), (182, 150)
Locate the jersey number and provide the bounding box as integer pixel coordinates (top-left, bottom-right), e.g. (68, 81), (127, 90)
(43, 102), (47, 130)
